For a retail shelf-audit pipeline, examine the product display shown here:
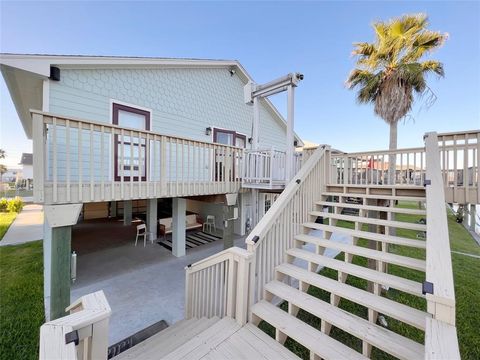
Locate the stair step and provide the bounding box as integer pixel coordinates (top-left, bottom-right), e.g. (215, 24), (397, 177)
(241, 324), (301, 359)
(163, 317), (241, 359)
(113, 317), (221, 359)
(251, 300), (368, 360)
(295, 234), (426, 272)
(310, 211), (427, 231)
(276, 263), (428, 330)
(322, 192), (426, 202)
(286, 248), (424, 297)
(264, 280), (425, 359)
(316, 200), (426, 216)
(304, 222), (427, 249)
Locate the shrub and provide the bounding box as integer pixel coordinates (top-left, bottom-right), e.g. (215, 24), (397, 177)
(0, 198), (7, 212)
(6, 197), (24, 213)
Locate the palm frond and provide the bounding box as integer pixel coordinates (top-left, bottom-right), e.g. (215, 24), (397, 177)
(421, 60), (445, 77)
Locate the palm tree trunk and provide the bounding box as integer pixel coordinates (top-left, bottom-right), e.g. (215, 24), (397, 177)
(388, 121), (397, 184)
(388, 121), (397, 237)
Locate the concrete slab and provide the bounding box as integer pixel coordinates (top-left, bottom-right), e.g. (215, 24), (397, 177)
(0, 204), (43, 246)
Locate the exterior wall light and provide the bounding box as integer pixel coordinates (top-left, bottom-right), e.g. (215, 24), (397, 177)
(205, 127), (212, 136)
(248, 137), (253, 144)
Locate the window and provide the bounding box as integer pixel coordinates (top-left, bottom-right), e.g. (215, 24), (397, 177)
(113, 103), (151, 181)
(213, 128), (247, 148)
(212, 128), (246, 181)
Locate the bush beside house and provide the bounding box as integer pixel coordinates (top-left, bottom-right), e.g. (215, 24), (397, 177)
(0, 197), (23, 213)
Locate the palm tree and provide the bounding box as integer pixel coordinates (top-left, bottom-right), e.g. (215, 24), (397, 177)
(347, 13), (447, 184)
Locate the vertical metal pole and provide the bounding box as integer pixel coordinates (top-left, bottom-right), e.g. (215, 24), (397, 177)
(252, 96), (260, 150)
(286, 85), (295, 181)
(252, 94), (260, 227)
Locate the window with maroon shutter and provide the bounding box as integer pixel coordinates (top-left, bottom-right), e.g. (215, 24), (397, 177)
(112, 103), (151, 181)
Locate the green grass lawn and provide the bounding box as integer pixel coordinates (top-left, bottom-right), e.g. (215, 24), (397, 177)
(259, 201), (480, 359)
(0, 212), (17, 241)
(0, 241), (44, 360)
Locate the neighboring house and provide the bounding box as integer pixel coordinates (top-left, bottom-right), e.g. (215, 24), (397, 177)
(1, 167), (19, 183)
(17, 152), (33, 189)
(0, 53), (303, 320)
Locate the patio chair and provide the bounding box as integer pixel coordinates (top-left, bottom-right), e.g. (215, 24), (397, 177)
(135, 224), (150, 247)
(203, 215), (216, 233)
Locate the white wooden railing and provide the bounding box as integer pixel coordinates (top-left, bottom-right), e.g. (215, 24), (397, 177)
(423, 132), (460, 359)
(245, 145), (329, 302)
(184, 146), (328, 322)
(32, 110), (243, 204)
(331, 147), (427, 186)
(330, 129), (479, 204)
(184, 247), (254, 325)
(39, 291), (111, 360)
(438, 130), (479, 204)
(242, 148), (287, 189)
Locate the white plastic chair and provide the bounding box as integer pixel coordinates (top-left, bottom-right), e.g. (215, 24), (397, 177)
(203, 215), (216, 233)
(135, 224), (149, 247)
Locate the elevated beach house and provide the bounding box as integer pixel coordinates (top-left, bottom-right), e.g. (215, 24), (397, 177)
(2, 53), (476, 359)
(0, 54), (303, 319)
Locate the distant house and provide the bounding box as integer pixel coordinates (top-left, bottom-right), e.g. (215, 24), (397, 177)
(17, 153), (33, 189)
(1, 168), (19, 183)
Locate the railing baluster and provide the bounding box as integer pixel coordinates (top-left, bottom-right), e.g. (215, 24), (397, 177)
(78, 121), (83, 202)
(101, 125), (105, 201)
(52, 117), (58, 203)
(66, 119), (71, 202)
(129, 130), (134, 198)
(90, 123), (94, 201)
(120, 129), (125, 199)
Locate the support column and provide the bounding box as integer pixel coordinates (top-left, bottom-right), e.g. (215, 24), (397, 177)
(110, 201), (117, 218)
(251, 189), (259, 227)
(223, 206), (235, 249)
(147, 198), (158, 242)
(469, 203), (476, 231)
(286, 85), (295, 181)
(50, 226), (72, 320)
(43, 204), (82, 321)
(172, 198), (186, 257)
(123, 200), (132, 226)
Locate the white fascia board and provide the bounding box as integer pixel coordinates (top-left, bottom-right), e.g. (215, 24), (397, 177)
(0, 55), (51, 77)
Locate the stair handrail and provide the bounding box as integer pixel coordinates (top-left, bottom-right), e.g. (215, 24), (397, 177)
(185, 246), (254, 326)
(39, 290), (111, 360)
(245, 145), (329, 303)
(424, 132), (460, 359)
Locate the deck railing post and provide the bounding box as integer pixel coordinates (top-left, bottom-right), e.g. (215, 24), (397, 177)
(32, 112), (46, 203)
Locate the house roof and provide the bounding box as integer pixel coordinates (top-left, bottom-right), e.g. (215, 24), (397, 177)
(19, 153), (33, 166)
(0, 53), (303, 145)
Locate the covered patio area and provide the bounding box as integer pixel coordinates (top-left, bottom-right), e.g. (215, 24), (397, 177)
(70, 217), (246, 345)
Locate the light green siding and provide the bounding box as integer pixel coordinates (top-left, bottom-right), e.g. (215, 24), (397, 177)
(49, 68), (287, 149)
(47, 68), (288, 182)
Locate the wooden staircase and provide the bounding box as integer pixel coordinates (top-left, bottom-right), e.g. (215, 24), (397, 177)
(40, 135), (462, 359)
(250, 185), (431, 359)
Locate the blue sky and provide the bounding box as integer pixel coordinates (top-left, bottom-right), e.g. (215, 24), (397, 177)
(1, 1), (479, 167)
